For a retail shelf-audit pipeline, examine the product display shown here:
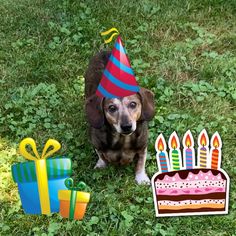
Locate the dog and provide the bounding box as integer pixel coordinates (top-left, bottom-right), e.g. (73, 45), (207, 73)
(84, 50), (155, 184)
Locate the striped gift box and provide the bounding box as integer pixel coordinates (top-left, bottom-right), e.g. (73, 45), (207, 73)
(58, 190), (90, 220)
(11, 156), (72, 214)
(12, 156), (71, 183)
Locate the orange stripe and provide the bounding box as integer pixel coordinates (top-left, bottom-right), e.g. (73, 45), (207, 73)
(158, 203), (224, 210)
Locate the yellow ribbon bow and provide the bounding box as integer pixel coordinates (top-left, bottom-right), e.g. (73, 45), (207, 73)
(19, 138), (61, 214)
(101, 27), (119, 44)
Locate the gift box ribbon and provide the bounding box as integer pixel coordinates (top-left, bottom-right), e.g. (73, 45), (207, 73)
(64, 178), (87, 220)
(19, 138), (61, 214)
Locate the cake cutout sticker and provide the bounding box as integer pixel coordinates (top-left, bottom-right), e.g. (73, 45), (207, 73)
(151, 129), (230, 217)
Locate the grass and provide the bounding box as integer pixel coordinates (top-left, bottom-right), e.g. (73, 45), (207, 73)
(0, 0), (236, 235)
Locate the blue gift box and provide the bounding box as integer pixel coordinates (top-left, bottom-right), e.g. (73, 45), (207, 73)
(12, 157), (72, 214)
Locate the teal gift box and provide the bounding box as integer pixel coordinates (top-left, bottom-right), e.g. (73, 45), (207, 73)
(11, 138), (72, 215)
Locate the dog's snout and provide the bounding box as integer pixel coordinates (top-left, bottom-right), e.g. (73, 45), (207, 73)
(119, 114), (134, 134)
(121, 124), (132, 133)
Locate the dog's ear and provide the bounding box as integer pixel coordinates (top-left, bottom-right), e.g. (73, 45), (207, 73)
(85, 94), (104, 129)
(138, 87), (155, 121)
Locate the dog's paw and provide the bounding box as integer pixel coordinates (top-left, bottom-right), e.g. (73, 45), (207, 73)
(94, 158), (107, 169)
(135, 172), (150, 185)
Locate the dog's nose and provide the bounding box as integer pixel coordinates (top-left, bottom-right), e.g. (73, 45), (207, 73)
(121, 124), (132, 133)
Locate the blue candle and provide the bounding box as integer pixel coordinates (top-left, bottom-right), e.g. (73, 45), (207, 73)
(186, 148), (193, 169)
(156, 134), (169, 173)
(159, 151), (168, 172)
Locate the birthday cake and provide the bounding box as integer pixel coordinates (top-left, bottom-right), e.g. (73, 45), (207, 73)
(153, 169), (228, 214)
(152, 130), (230, 217)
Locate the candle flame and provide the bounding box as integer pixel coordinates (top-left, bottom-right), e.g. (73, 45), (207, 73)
(157, 138), (164, 151)
(185, 134), (192, 147)
(171, 135), (178, 149)
(200, 133), (207, 146)
(213, 135), (219, 148)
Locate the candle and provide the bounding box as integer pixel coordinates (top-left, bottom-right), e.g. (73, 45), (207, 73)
(169, 132), (182, 171)
(155, 134), (169, 173)
(183, 130), (195, 169)
(172, 149), (179, 170)
(197, 129), (209, 168)
(200, 146), (207, 168)
(210, 132), (222, 169)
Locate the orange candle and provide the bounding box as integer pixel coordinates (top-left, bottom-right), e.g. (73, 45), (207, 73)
(211, 149), (219, 169)
(210, 132), (222, 170)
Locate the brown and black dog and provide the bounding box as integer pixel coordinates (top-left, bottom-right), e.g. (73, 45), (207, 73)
(84, 51), (155, 184)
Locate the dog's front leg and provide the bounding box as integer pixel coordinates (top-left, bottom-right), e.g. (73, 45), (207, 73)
(94, 149), (108, 169)
(135, 148), (150, 185)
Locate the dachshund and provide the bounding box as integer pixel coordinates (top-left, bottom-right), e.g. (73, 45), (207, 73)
(84, 51), (155, 184)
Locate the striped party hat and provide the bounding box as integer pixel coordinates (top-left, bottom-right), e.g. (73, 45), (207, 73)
(96, 28), (139, 98)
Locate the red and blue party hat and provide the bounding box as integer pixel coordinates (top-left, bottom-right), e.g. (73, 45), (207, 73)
(96, 28), (139, 98)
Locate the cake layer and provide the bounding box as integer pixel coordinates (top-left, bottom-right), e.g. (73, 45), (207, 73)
(158, 207), (225, 214)
(154, 169), (227, 182)
(158, 204), (224, 210)
(156, 192), (226, 201)
(160, 171), (223, 182)
(156, 186), (226, 196)
(158, 199), (225, 207)
(155, 180), (226, 189)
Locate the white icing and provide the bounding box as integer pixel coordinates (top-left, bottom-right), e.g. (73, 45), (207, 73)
(158, 199), (225, 206)
(155, 180), (226, 189)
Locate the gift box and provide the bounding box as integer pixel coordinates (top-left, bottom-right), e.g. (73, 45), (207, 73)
(58, 178), (90, 220)
(11, 138), (72, 215)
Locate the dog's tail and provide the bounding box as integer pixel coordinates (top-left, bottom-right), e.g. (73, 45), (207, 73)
(84, 50), (111, 98)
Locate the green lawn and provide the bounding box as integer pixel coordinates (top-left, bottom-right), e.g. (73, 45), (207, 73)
(1, 0), (236, 235)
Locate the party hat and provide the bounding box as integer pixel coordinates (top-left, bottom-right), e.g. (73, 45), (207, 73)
(96, 28), (140, 98)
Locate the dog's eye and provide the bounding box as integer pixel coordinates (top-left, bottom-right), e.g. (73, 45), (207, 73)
(108, 105), (117, 113)
(129, 102), (137, 109)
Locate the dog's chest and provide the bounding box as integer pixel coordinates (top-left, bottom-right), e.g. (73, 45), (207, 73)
(103, 134), (137, 165)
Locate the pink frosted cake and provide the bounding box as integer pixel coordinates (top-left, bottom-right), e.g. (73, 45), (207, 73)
(153, 169), (228, 214)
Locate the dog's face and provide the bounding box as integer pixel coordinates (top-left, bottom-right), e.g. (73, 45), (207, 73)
(103, 94), (142, 135)
(86, 87), (155, 131)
